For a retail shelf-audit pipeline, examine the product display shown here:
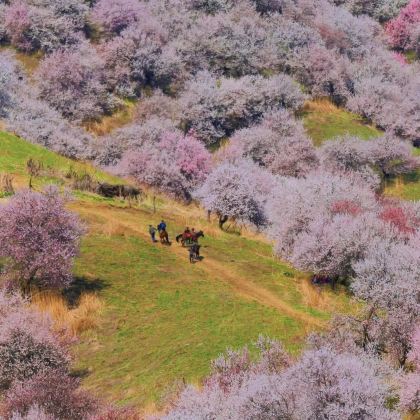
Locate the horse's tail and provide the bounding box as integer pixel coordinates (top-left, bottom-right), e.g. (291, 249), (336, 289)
(176, 234), (181, 243)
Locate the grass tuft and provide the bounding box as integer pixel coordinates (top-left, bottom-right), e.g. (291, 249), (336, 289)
(32, 290), (103, 336)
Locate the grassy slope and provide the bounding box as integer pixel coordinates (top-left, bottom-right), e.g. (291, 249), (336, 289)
(302, 98), (382, 146)
(0, 131), (121, 188)
(0, 130), (354, 409)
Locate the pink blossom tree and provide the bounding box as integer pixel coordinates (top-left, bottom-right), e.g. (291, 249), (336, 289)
(0, 290), (70, 390)
(2, 369), (98, 419)
(291, 45), (352, 105)
(0, 187), (85, 294)
(179, 71), (305, 145)
(194, 159), (276, 228)
(386, 0), (420, 52)
(118, 131), (212, 202)
(318, 135), (381, 189)
(221, 109), (318, 177)
(90, 0), (145, 36)
(36, 46), (115, 122)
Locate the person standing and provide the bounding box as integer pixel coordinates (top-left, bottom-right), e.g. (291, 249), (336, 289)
(149, 225), (157, 242)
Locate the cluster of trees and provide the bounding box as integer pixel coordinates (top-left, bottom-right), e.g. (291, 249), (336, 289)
(0, 52), (94, 158)
(117, 131), (213, 201)
(164, 335), (407, 418)
(1, 0), (88, 52)
(191, 127), (419, 416)
(1, 0), (420, 159)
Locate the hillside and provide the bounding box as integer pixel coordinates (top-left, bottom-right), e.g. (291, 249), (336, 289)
(0, 130), (357, 409)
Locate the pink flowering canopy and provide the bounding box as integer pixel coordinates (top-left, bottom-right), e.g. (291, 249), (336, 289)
(0, 187), (85, 293)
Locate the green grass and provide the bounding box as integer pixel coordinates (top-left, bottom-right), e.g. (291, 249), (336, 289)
(302, 99), (382, 146)
(0, 131), (355, 409)
(0, 131), (121, 188)
(71, 198), (352, 408)
(404, 50), (418, 64)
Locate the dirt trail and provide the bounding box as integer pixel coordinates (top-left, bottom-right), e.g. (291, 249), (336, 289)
(76, 202), (324, 329)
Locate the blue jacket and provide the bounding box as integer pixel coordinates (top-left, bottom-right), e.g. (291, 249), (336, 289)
(157, 222), (166, 231)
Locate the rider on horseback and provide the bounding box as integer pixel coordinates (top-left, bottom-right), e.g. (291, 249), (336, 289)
(184, 227), (191, 240)
(157, 220), (167, 232)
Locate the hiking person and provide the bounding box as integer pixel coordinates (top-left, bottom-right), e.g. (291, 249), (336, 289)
(149, 225), (157, 242)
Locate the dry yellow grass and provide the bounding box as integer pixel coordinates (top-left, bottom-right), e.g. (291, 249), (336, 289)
(303, 97), (339, 114)
(299, 278), (333, 311)
(84, 101), (137, 136)
(32, 291), (103, 336)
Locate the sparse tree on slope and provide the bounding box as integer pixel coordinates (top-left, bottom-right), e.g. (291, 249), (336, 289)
(0, 187), (84, 294)
(194, 159), (276, 228)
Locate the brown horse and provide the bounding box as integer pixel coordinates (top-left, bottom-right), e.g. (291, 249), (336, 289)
(159, 229), (170, 244)
(176, 230), (204, 246)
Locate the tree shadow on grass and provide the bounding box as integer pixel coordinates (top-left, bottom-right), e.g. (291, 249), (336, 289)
(63, 276), (107, 307)
(70, 368), (91, 379)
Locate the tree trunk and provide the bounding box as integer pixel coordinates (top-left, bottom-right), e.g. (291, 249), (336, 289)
(218, 215), (228, 229)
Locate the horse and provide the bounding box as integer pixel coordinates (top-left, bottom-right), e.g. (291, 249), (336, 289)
(176, 230), (204, 246)
(189, 244), (200, 263)
(159, 229), (170, 244)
